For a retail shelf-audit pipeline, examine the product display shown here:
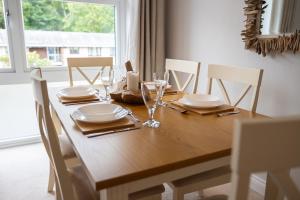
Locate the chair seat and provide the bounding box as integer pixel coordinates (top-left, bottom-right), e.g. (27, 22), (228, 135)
(129, 185), (165, 200)
(202, 195), (228, 200)
(69, 166), (99, 200)
(171, 166), (231, 187)
(58, 134), (76, 159)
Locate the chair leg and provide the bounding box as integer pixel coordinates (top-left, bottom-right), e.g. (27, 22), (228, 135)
(229, 172), (250, 200)
(55, 176), (62, 200)
(173, 188), (184, 200)
(48, 163), (55, 192)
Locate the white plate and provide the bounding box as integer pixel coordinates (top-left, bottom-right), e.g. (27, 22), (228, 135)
(71, 104), (128, 124)
(178, 94), (223, 108)
(58, 86), (97, 99)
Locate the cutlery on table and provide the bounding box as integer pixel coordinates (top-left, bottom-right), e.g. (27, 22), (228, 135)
(87, 126), (141, 138)
(217, 109), (240, 117)
(166, 104), (187, 113)
(125, 108), (141, 122)
(64, 100), (100, 106)
(163, 91), (178, 96)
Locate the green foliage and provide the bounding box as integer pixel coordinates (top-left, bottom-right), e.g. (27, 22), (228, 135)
(22, 0), (66, 31)
(27, 51), (51, 68)
(22, 0), (114, 33)
(63, 3), (114, 33)
(0, 51), (50, 68)
(0, 54), (9, 66)
(0, 0), (5, 29)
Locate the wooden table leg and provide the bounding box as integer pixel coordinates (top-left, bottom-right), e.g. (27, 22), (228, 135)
(264, 173), (283, 200)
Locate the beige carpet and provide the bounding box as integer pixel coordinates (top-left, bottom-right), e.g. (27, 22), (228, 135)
(0, 143), (263, 200)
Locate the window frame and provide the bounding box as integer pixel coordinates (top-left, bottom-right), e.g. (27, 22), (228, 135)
(0, 0), (16, 73)
(0, 0), (124, 84)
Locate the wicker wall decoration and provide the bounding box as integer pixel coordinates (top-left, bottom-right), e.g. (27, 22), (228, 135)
(241, 0), (300, 56)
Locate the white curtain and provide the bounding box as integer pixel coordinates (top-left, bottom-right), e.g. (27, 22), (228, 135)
(125, 0), (140, 71)
(125, 0), (165, 81)
(280, 0), (296, 33)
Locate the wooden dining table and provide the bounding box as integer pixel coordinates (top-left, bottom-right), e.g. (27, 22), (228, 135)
(48, 87), (268, 200)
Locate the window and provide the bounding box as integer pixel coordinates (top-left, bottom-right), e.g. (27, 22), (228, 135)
(47, 47), (61, 63)
(0, 0), (124, 146)
(22, 0), (116, 68)
(70, 47), (79, 54)
(0, 0), (11, 70)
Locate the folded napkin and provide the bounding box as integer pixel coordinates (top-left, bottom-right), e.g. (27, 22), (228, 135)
(57, 93), (99, 104)
(171, 101), (235, 115)
(71, 115), (136, 135)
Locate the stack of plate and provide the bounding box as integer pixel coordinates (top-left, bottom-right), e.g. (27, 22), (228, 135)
(58, 86), (97, 100)
(178, 94), (223, 109)
(71, 104), (129, 124)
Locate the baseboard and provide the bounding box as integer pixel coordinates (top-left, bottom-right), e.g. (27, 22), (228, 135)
(0, 135), (41, 149)
(250, 174), (266, 195)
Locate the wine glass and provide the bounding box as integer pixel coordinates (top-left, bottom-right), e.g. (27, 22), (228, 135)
(141, 81), (163, 128)
(153, 71), (170, 106)
(100, 68), (114, 101)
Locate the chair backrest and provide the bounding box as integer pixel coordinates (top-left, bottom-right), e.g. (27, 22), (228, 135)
(165, 58), (200, 94)
(229, 117), (300, 200)
(207, 64), (263, 112)
(31, 69), (75, 200)
(67, 56), (113, 87)
(31, 67), (43, 111)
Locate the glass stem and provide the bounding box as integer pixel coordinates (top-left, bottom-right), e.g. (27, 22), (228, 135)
(148, 108), (155, 121)
(104, 86), (108, 99)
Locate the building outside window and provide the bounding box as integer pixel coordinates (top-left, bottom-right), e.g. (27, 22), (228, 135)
(70, 47), (79, 54)
(88, 47), (102, 56)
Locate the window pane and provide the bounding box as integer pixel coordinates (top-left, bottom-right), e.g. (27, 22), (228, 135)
(22, 0), (116, 68)
(0, 0), (11, 69)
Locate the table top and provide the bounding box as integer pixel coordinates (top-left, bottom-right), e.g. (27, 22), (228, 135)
(48, 87), (267, 191)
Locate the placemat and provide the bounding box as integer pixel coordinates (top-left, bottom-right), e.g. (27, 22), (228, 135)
(71, 115), (136, 135)
(171, 101), (235, 115)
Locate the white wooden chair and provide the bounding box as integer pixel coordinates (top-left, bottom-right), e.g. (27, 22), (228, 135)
(67, 57), (113, 87)
(194, 117), (300, 200)
(31, 68), (79, 193)
(207, 64), (264, 112)
(165, 59), (200, 94)
(229, 117), (300, 200)
(169, 64), (264, 200)
(31, 69), (166, 200)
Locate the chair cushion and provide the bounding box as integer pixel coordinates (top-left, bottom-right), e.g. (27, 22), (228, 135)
(69, 166), (99, 200)
(129, 185), (165, 200)
(58, 134), (76, 159)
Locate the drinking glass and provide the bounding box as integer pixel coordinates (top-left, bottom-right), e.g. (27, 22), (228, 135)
(153, 71), (170, 106)
(100, 68), (114, 101)
(141, 81), (163, 128)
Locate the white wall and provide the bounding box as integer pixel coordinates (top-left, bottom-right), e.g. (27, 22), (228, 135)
(166, 0), (300, 193)
(166, 0), (300, 117)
